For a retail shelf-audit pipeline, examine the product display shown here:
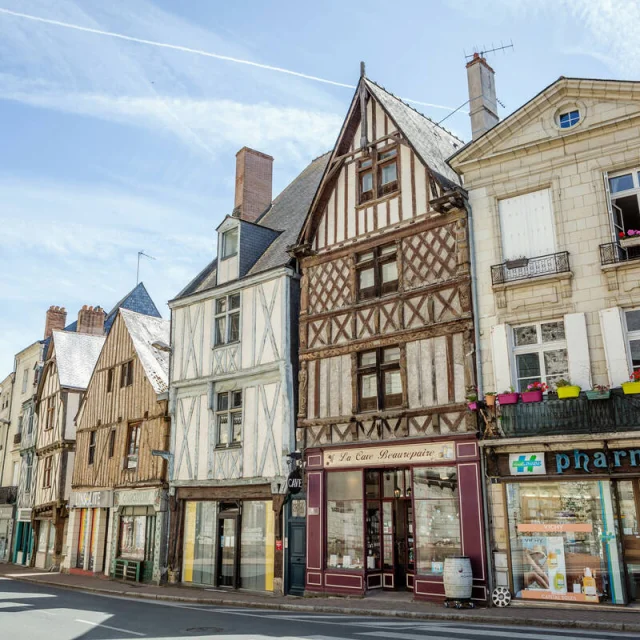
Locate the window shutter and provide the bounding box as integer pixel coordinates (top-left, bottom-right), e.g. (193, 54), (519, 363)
(490, 324), (512, 393)
(564, 313), (592, 390)
(599, 307), (629, 387)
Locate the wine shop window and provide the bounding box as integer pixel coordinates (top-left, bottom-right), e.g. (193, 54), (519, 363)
(512, 321), (568, 392)
(358, 145), (398, 205)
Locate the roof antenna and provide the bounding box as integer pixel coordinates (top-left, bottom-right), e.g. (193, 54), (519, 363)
(464, 40), (514, 61)
(137, 250), (156, 285)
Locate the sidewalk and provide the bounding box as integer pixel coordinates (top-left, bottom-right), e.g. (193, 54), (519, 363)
(2, 563), (639, 633)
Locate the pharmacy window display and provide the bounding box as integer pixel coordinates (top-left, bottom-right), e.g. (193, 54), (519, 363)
(506, 481), (626, 604)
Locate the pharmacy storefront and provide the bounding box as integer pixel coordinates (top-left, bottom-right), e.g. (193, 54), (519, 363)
(485, 442), (640, 605)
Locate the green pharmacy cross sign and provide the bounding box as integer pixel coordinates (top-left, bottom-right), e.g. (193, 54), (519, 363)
(509, 453), (546, 475)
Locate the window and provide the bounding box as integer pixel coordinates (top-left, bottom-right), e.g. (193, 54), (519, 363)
(126, 422), (141, 469)
(357, 146), (399, 205)
(120, 361), (134, 388)
(46, 397), (55, 430)
(17, 415), (23, 435)
(357, 347), (403, 412)
(42, 456), (53, 488)
(108, 429), (116, 459)
(222, 227), (239, 259)
(356, 244), (398, 300)
(88, 431), (96, 465)
(558, 110), (580, 128)
(414, 467), (461, 574)
(21, 369), (28, 394)
(27, 409), (34, 435)
(326, 470), (364, 570)
(624, 309), (640, 373)
(608, 169), (640, 238)
(107, 368), (114, 393)
(24, 454), (33, 493)
(118, 507), (152, 560)
(214, 293), (241, 346)
(216, 390), (242, 446)
(11, 462), (19, 487)
(512, 320), (568, 392)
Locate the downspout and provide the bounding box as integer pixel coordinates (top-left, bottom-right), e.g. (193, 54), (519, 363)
(465, 195), (495, 601)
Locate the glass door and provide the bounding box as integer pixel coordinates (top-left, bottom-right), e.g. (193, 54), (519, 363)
(217, 516), (239, 588)
(617, 480), (640, 602)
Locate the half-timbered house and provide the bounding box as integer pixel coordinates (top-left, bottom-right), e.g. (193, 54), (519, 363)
(292, 70), (487, 602)
(68, 309), (170, 583)
(168, 147), (327, 595)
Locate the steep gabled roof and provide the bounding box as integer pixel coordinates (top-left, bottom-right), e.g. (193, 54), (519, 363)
(51, 331), (105, 390)
(120, 308), (170, 394)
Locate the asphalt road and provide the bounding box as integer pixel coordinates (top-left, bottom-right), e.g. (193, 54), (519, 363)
(0, 576), (637, 640)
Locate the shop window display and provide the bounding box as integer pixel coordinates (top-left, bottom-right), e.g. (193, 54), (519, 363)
(240, 500), (275, 591)
(506, 481), (626, 604)
(327, 470), (364, 569)
(413, 466), (461, 575)
(182, 501), (217, 585)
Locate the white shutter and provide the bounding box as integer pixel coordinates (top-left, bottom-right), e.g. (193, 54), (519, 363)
(498, 189), (555, 260)
(491, 324), (512, 393)
(599, 307), (630, 387)
(564, 312), (592, 390)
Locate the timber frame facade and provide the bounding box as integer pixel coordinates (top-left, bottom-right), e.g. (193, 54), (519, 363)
(293, 73), (487, 601)
(68, 309), (170, 583)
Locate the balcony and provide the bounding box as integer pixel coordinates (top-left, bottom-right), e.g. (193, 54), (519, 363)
(491, 251), (570, 286)
(496, 389), (640, 438)
(600, 241), (640, 266)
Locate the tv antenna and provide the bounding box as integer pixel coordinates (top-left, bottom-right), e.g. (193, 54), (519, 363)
(464, 40), (514, 61)
(137, 250), (156, 284)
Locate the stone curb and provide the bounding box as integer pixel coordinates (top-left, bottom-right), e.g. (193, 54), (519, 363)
(10, 574), (640, 633)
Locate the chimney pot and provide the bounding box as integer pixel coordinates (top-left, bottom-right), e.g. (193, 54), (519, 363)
(234, 147), (273, 223)
(44, 305), (67, 339)
(76, 305), (105, 336)
(466, 54), (499, 140)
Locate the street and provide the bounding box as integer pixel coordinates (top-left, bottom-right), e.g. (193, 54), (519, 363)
(0, 577), (636, 640)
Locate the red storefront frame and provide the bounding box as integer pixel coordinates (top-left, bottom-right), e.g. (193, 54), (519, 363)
(305, 435), (487, 602)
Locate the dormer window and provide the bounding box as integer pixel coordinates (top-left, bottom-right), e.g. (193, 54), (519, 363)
(358, 145), (399, 205)
(222, 227), (238, 259)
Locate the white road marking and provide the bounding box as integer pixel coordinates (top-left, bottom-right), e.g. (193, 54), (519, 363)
(4, 572), (57, 577)
(0, 601), (31, 609)
(75, 619), (145, 636)
(357, 630), (586, 640)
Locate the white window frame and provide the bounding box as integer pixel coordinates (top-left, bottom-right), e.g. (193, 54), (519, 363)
(213, 293), (241, 347)
(623, 308), (640, 374)
(221, 227), (239, 260)
(606, 167), (640, 238)
(511, 320), (569, 392)
(215, 390), (243, 448)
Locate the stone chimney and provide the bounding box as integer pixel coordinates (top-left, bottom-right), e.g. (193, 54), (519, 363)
(466, 53), (499, 140)
(233, 147), (273, 223)
(44, 306), (67, 339)
(76, 305), (105, 336)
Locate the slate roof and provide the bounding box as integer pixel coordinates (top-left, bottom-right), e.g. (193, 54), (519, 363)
(364, 79), (462, 189)
(120, 308), (170, 394)
(51, 331), (106, 390)
(173, 151), (330, 301)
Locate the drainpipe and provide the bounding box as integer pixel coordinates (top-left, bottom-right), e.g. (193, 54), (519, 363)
(465, 195), (495, 601)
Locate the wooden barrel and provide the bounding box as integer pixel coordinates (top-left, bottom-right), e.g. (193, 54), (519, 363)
(443, 556), (473, 599)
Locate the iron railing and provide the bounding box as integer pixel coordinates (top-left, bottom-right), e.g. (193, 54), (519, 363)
(600, 241), (640, 266)
(491, 251), (570, 286)
(497, 389), (640, 438)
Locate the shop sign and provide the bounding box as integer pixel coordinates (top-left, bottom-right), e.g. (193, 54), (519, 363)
(69, 490), (113, 509)
(509, 453), (546, 475)
(287, 468), (303, 495)
(323, 442), (455, 469)
(556, 448), (640, 474)
(0, 505), (14, 518)
(17, 508), (31, 522)
(275, 539), (283, 551)
(114, 488), (162, 509)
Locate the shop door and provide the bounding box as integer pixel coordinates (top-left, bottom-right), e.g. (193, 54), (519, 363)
(287, 499), (306, 595)
(76, 509), (87, 569)
(617, 480), (640, 601)
(217, 516), (239, 588)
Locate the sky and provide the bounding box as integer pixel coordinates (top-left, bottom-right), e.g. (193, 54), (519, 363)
(1, 0), (639, 374)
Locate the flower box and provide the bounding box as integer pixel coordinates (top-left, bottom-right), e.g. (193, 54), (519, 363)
(586, 390), (611, 401)
(521, 390), (543, 403)
(557, 385), (581, 399)
(484, 394), (496, 407)
(498, 392), (519, 405)
(620, 236), (640, 249)
(467, 401), (478, 411)
(622, 381), (640, 395)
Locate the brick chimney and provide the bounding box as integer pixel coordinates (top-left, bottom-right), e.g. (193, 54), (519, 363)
(466, 53), (499, 140)
(44, 306), (67, 339)
(76, 305), (105, 336)
(233, 147), (273, 223)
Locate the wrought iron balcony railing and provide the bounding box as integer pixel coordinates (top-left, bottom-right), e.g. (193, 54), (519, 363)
(497, 389), (640, 438)
(600, 241), (640, 266)
(491, 251), (570, 286)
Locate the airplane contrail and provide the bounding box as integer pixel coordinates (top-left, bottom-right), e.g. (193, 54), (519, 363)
(0, 7), (457, 112)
